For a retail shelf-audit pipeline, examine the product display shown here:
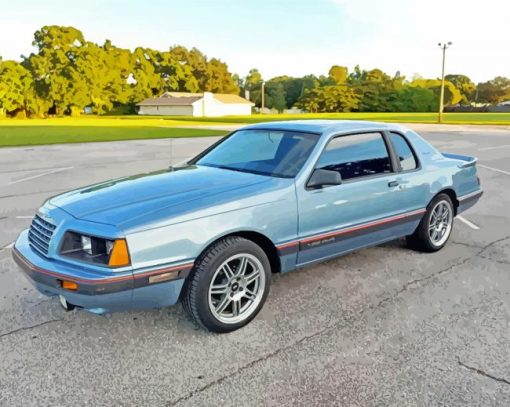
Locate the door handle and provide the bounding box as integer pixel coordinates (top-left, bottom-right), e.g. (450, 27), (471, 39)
(388, 181), (399, 188)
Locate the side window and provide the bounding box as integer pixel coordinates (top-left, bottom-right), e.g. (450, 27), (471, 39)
(389, 132), (417, 171)
(317, 132), (392, 181)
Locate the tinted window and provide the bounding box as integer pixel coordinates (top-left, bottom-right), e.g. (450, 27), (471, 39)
(196, 130), (319, 178)
(389, 132), (417, 171)
(317, 132), (392, 181)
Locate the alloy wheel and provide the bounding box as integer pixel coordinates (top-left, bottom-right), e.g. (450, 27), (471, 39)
(208, 253), (266, 324)
(428, 200), (453, 246)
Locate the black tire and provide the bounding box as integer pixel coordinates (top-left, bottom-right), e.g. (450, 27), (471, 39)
(182, 236), (271, 333)
(406, 193), (455, 252)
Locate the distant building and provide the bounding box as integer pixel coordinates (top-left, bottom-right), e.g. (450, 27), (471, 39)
(136, 91), (253, 116)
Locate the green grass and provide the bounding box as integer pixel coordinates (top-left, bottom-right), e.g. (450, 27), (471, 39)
(1, 112), (509, 147)
(154, 112), (510, 125)
(0, 116), (233, 127)
(0, 126), (227, 147)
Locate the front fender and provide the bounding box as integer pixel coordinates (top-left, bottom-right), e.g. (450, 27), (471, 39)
(125, 189), (298, 270)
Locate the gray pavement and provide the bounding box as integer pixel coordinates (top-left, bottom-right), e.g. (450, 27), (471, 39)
(0, 124), (509, 406)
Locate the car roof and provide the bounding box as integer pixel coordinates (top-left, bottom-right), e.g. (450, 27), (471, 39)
(242, 120), (407, 135)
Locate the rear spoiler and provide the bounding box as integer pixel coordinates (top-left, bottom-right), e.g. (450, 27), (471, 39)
(442, 152), (478, 169)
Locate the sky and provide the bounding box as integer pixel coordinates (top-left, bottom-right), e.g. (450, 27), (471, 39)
(0, 0), (509, 83)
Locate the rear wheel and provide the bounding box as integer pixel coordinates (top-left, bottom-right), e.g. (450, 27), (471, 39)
(182, 236), (271, 333)
(407, 193), (454, 252)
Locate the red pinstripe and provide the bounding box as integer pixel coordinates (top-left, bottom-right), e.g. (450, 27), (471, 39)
(13, 248), (193, 285)
(276, 208), (426, 249)
(276, 241), (299, 249)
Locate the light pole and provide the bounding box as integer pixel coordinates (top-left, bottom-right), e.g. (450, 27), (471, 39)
(437, 41), (452, 123)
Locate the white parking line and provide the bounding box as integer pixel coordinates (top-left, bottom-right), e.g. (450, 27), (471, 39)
(478, 164), (510, 176)
(457, 215), (480, 230)
(7, 166), (73, 186)
(15, 216), (33, 219)
(479, 144), (510, 151)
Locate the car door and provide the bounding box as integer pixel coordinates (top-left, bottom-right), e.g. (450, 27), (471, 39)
(296, 131), (424, 265)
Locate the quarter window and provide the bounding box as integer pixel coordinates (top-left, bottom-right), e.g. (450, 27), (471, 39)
(389, 132), (417, 171)
(316, 132), (392, 181)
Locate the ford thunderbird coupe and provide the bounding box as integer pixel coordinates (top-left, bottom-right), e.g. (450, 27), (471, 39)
(13, 121), (482, 332)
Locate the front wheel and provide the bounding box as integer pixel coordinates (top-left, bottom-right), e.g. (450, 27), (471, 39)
(182, 236), (271, 333)
(407, 194), (454, 252)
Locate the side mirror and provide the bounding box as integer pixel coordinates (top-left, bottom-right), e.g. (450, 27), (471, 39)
(307, 168), (342, 189)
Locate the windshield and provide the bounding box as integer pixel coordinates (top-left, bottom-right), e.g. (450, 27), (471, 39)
(195, 129), (320, 178)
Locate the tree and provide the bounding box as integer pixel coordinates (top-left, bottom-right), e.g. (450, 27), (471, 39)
(244, 68), (263, 90)
(411, 78), (463, 106)
(476, 76), (510, 104)
(297, 86), (360, 112)
(23, 25), (87, 115)
(300, 75), (320, 96)
(129, 47), (166, 101)
(167, 47), (239, 94)
(73, 41), (133, 114)
(281, 77), (307, 108)
(0, 61), (34, 116)
(205, 58), (239, 93)
(445, 74), (476, 104)
(264, 76), (292, 109)
(270, 83), (286, 112)
(232, 73), (243, 93)
(347, 65), (365, 85)
(4, 24), (509, 117)
(8, 26), (243, 116)
(243, 68), (263, 106)
(357, 68), (394, 112)
(389, 87), (437, 112)
(328, 65), (348, 85)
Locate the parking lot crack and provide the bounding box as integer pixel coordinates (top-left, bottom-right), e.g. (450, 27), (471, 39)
(168, 235), (510, 406)
(0, 318), (62, 340)
(451, 240), (483, 249)
(458, 359), (510, 386)
(479, 255), (510, 265)
(374, 257), (472, 309)
(478, 235), (510, 253)
(375, 235), (510, 309)
(167, 325), (334, 406)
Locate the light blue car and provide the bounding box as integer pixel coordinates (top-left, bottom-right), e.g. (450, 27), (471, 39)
(13, 121), (482, 332)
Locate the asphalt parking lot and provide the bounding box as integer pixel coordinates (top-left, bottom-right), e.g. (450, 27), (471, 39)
(1, 124), (509, 406)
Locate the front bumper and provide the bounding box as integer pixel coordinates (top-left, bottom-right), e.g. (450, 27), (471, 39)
(13, 230), (192, 314)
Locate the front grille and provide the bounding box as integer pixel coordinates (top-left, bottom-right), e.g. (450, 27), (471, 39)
(28, 214), (56, 256)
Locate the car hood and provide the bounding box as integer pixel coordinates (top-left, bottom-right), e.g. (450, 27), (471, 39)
(49, 165), (272, 228)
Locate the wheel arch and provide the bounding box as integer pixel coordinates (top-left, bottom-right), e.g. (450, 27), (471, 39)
(197, 230), (281, 274)
(435, 188), (459, 215)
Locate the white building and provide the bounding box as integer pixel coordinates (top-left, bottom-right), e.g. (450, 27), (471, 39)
(137, 92), (253, 117)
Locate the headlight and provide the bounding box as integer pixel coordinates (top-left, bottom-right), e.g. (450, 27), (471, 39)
(60, 231), (130, 267)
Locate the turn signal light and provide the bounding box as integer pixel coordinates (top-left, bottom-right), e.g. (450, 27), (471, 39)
(108, 239), (131, 267)
(61, 280), (78, 291)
